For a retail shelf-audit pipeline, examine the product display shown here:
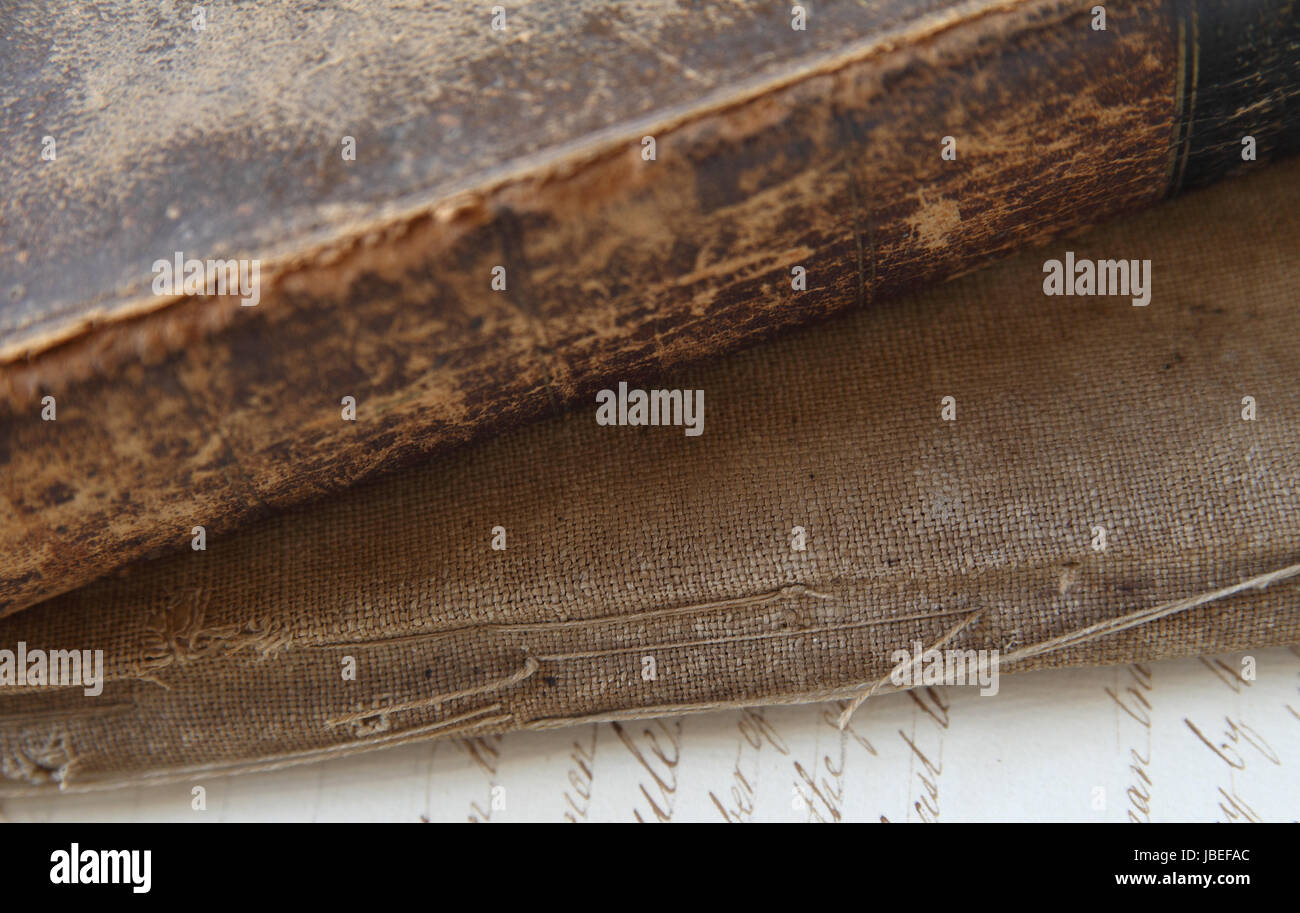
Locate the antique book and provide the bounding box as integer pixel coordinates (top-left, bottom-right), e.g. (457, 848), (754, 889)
(1, 159), (1297, 792)
(2, 0), (1298, 619)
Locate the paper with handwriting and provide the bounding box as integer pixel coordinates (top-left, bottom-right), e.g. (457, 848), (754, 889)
(3, 646), (1297, 822)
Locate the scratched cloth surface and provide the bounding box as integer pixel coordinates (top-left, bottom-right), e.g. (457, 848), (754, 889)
(1, 161), (1299, 793)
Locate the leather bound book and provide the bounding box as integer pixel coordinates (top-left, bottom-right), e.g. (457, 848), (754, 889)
(1, 0), (1297, 618)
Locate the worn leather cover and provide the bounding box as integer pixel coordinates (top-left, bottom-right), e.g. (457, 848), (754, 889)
(3, 0), (1298, 618)
(1, 159), (1297, 792)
